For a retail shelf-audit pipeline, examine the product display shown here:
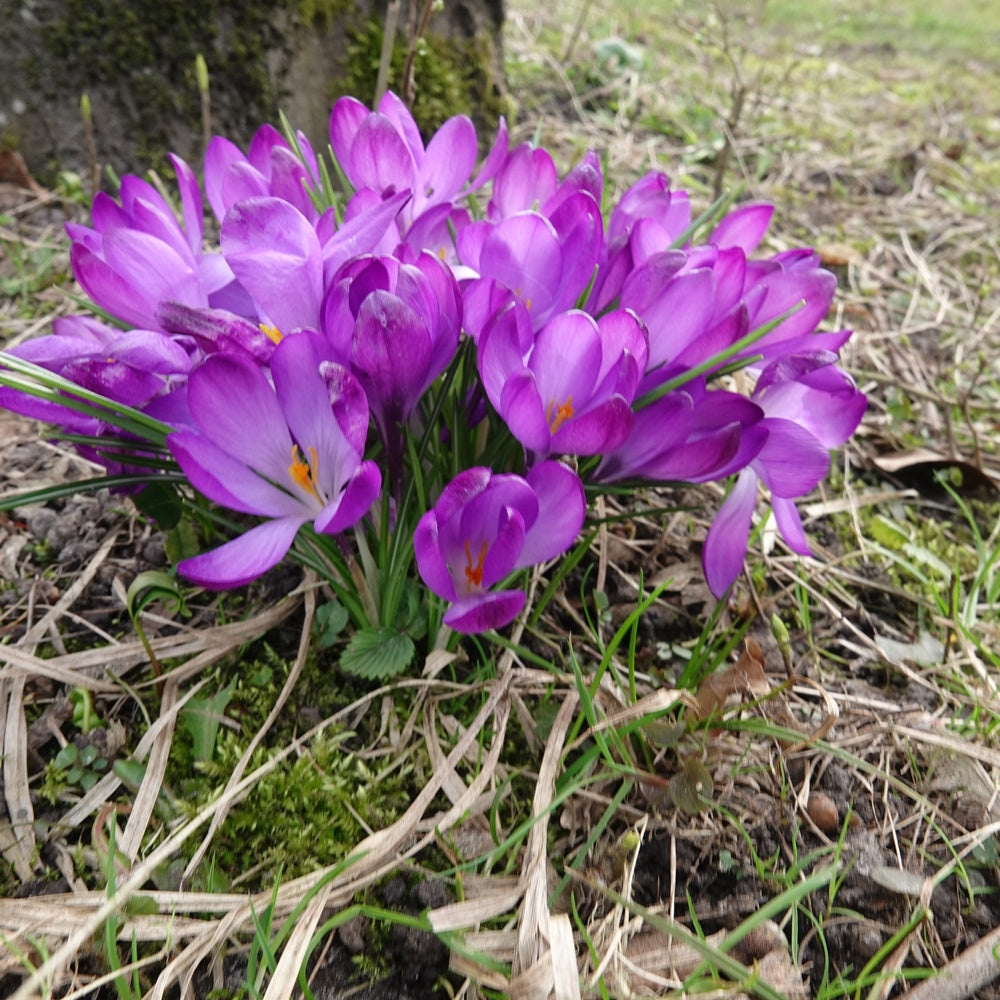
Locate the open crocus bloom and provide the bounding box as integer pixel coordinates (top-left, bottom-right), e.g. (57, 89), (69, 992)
(329, 90), (508, 235)
(414, 461), (585, 633)
(478, 302), (647, 458)
(458, 192), (603, 339)
(204, 123), (322, 225)
(167, 331), (381, 588)
(66, 155), (240, 331)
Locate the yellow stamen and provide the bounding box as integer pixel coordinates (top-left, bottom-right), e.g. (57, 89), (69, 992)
(546, 396), (575, 435)
(464, 539), (489, 589)
(260, 323), (283, 345)
(289, 444), (322, 501)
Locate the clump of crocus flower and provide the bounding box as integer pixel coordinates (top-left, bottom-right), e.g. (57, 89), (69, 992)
(0, 91), (865, 673)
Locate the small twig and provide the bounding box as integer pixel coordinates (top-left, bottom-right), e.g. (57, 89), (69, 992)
(901, 911), (1000, 1000)
(402, 0), (437, 109)
(562, 0), (595, 65)
(80, 93), (100, 200)
(375, 0), (401, 108)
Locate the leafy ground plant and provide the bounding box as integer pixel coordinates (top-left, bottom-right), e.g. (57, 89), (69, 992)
(1, 0), (999, 997)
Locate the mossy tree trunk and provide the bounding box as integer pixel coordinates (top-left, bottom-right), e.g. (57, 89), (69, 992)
(2, 0), (507, 186)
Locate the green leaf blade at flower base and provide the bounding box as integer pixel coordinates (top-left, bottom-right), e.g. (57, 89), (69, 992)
(339, 627), (415, 680)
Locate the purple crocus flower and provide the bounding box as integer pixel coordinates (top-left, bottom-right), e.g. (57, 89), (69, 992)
(67, 155), (240, 331)
(458, 190), (604, 339)
(0, 314), (194, 431)
(166, 331), (381, 588)
(477, 301), (647, 458)
(702, 353), (867, 595)
(414, 460), (586, 633)
(216, 191), (410, 338)
(587, 171), (690, 313)
(620, 236), (846, 393)
(329, 90), (508, 235)
(595, 379), (766, 485)
(488, 145), (602, 221)
(322, 250), (462, 460)
(204, 123), (322, 225)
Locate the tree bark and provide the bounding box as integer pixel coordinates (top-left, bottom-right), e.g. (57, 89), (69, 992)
(2, 0), (506, 185)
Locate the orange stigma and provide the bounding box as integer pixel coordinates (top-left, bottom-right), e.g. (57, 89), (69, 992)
(546, 396), (575, 435)
(289, 444), (322, 501)
(260, 323), (283, 345)
(464, 539), (489, 589)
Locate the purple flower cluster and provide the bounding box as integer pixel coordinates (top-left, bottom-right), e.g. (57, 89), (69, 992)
(1, 90), (865, 634)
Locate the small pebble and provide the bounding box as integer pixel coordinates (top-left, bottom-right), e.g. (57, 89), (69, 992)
(807, 791), (840, 832)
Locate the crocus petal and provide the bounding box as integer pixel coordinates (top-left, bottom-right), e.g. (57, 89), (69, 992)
(177, 516), (304, 589)
(377, 90), (425, 160)
(703, 468), (758, 597)
(498, 372), (551, 453)
(414, 511), (458, 601)
(772, 496), (812, 556)
(219, 161), (270, 214)
(0, 385), (101, 434)
(471, 214), (563, 318)
(754, 419), (829, 497)
(481, 505), (527, 589)
(351, 116), (417, 192)
(710, 202), (774, 254)
(107, 329), (192, 373)
(467, 115), (509, 192)
(315, 459), (382, 535)
(443, 590), (526, 634)
(749, 269), (837, 350)
(629, 268), (717, 373)
(104, 229), (202, 302)
(270, 332), (357, 484)
(421, 115), (478, 204)
(432, 467), (493, 527)
(351, 290), (431, 426)
(168, 153), (204, 255)
(204, 135), (247, 221)
(322, 190), (411, 278)
(550, 395), (634, 455)
(529, 310), (602, 409)
(491, 144), (557, 217)
(328, 96), (369, 177)
(221, 197), (324, 332)
(186, 353), (293, 481)
(518, 461), (585, 567)
(168, 429), (302, 517)
(634, 422), (744, 483)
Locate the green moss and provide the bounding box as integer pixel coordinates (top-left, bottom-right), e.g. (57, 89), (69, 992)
(295, 0), (353, 27)
(160, 646), (416, 888)
(337, 19), (508, 146)
(38, 0), (292, 176)
(187, 726), (406, 885)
